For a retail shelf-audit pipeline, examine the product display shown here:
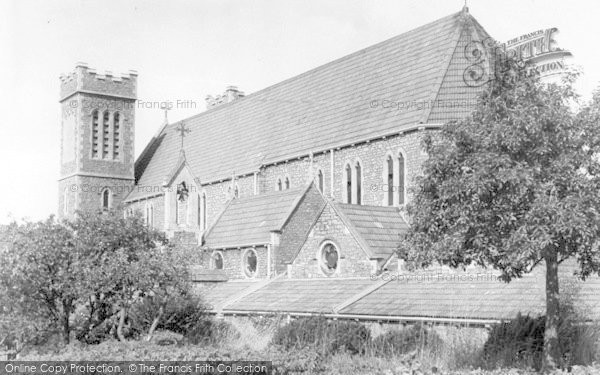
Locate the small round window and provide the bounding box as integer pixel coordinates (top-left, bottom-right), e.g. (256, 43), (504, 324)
(243, 249), (258, 278)
(320, 242), (339, 276)
(211, 252), (224, 270)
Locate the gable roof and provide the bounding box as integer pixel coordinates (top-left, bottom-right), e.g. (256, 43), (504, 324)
(127, 9), (490, 202)
(334, 203), (409, 258)
(203, 186), (308, 249)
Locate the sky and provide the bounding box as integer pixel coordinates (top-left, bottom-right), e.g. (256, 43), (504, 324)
(1, 0), (599, 223)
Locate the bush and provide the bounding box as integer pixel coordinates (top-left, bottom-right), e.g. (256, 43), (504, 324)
(271, 316), (371, 356)
(482, 313), (598, 370)
(370, 324), (442, 358)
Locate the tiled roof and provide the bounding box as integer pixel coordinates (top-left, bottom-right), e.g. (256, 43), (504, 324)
(335, 203), (409, 258)
(127, 10), (489, 201)
(204, 265), (600, 322)
(203, 187), (305, 248)
(340, 272), (547, 321)
(224, 278), (376, 314)
(200, 281), (257, 310)
(189, 266), (228, 282)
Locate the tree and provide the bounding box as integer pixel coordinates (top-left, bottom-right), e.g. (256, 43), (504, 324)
(0, 218), (79, 344)
(399, 56), (600, 371)
(0, 210), (192, 346)
(67, 210), (190, 343)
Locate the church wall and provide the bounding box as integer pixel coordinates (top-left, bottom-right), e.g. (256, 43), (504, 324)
(254, 129), (429, 207)
(330, 130), (428, 206)
(204, 246), (269, 280)
(58, 175), (133, 215)
(290, 203), (374, 278)
(201, 174), (254, 232)
(126, 194), (165, 230)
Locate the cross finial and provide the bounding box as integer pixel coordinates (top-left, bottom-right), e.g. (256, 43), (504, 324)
(160, 103), (171, 125)
(175, 122), (191, 150)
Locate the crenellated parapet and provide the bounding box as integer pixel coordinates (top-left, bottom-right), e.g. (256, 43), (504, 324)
(59, 62), (138, 102)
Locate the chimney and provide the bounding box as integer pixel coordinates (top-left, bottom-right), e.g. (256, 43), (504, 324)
(205, 86), (245, 109)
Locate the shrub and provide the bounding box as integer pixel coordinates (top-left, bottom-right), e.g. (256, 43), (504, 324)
(482, 312), (598, 370)
(369, 324), (442, 358)
(271, 316), (371, 356)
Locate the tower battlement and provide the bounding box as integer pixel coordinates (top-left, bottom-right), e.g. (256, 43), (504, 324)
(59, 62), (138, 102)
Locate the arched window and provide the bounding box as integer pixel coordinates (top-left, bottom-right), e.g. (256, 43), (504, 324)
(101, 188), (111, 210)
(355, 161), (362, 205)
(102, 111), (110, 159)
(317, 169), (324, 193)
(113, 112), (120, 160)
(145, 203), (154, 228)
(211, 251), (224, 270)
(199, 193), (207, 230)
(91, 110), (100, 158)
(319, 241), (339, 276)
(344, 163), (352, 203)
(63, 187), (69, 216)
(386, 155), (394, 206)
(276, 178), (282, 191)
(176, 181), (189, 225)
(242, 249), (258, 278)
(398, 152), (405, 205)
(285, 177), (290, 190)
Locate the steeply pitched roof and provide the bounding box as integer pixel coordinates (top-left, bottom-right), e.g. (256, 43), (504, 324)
(127, 9), (490, 201)
(334, 203), (409, 258)
(203, 187), (306, 249)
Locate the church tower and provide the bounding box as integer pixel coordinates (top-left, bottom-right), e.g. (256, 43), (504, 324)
(58, 62), (137, 219)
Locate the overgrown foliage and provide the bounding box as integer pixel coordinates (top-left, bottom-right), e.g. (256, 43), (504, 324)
(0, 210), (191, 346)
(400, 52), (600, 370)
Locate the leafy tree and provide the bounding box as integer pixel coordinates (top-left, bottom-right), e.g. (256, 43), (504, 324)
(0, 218), (79, 345)
(67, 210), (190, 343)
(0, 210), (192, 346)
(399, 56), (600, 370)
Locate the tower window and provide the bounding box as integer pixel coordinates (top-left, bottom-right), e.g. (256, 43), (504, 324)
(102, 111), (110, 159)
(276, 178), (282, 191)
(91, 110), (100, 158)
(145, 203), (154, 228)
(242, 249), (258, 278)
(101, 188), (111, 210)
(284, 177), (290, 190)
(234, 184), (239, 198)
(63, 187), (69, 216)
(113, 112), (120, 159)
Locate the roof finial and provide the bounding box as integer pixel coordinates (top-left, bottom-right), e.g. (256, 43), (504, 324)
(161, 103), (171, 125)
(463, 0), (469, 13)
(175, 121), (191, 150)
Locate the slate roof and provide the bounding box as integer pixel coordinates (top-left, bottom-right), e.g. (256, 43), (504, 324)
(200, 281), (257, 310)
(199, 265), (600, 322)
(127, 9), (490, 201)
(189, 266), (229, 282)
(223, 278), (376, 314)
(335, 203), (409, 258)
(203, 187), (305, 248)
(340, 272), (547, 321)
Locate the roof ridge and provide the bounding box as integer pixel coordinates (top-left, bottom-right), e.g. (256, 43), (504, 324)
(151, 11), (465, 135)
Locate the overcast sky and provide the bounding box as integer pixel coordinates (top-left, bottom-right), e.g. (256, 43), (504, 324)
(1, 0), (598, 223)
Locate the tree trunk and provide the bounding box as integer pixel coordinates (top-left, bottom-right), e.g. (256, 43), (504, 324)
(117, 307), (127, 342)
(542, 250), (561, 371)
(62, 300), (71, 345)
(145, 304), (165, 342)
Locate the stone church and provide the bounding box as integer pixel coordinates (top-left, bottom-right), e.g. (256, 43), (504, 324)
(57, 9), (600, 323)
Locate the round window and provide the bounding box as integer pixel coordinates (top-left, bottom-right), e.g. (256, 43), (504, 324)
(320, 242), (339, 276)
(243, 249), (258, 277)
(211, 252), (224, 270)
